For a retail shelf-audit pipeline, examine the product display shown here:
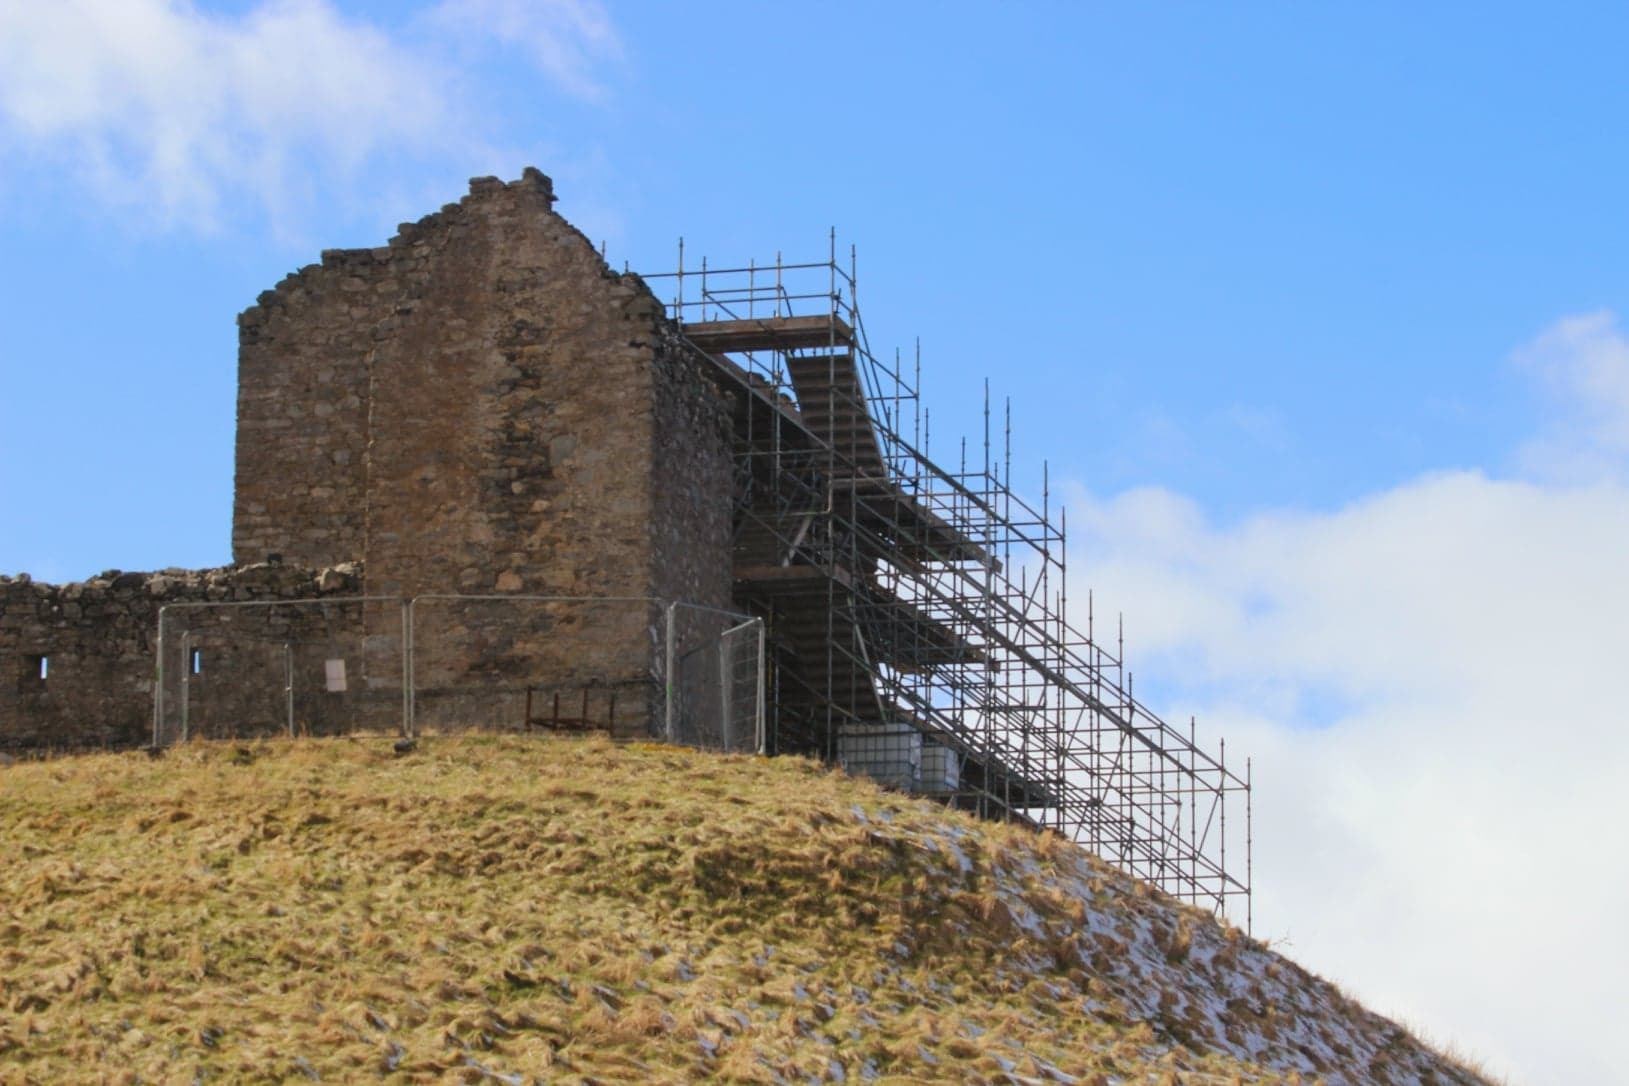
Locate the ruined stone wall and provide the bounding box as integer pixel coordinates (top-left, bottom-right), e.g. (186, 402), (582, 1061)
(358, 172), (707, 736)
(224, 172), (694, 735)
(363, 172), (666, 601)
(6, 169), (747, 748)
(650, 332), (737, 617)
(0, 564), (369, 751)
(233, 254), (395, 568)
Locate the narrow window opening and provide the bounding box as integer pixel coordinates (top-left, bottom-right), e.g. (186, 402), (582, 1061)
(20, 654), (47, 692)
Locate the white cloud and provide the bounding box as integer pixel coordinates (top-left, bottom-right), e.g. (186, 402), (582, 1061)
(427, 0), (623, 103)
(1515, 308), (1629, 482)
(1065, 315), (1629, 1084)
(0, 0), (620, 231)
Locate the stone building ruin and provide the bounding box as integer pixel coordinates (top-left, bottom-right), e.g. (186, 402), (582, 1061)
(0, 169), (1251, 920)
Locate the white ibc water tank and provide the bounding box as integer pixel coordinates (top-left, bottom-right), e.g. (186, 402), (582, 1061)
(918, 742), (960, 794)
(838, 723), (922, 790)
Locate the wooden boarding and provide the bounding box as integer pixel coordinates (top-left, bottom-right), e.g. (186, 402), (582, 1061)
(696, 338), (989, 568)
(711, 355), (809, 434)
(784, 352), (889, 479)
(683, 315), (855, 354)
(733, 563), (857, 593)
(834, 477), (996, 569)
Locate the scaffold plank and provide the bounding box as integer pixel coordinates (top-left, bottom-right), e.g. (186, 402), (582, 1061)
(683, 315), (855, 354)
(733, 563), (857, 592)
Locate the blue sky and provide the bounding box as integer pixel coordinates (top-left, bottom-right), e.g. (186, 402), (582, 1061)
(14, 2), (1629, 580)
(5, 4), (1629, 1082)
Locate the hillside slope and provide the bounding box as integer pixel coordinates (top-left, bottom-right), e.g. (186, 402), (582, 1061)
(0, 736), (1489, 1084)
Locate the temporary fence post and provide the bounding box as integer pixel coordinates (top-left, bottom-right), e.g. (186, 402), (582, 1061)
(755, 619), (767, 755)
(284, 642), (294, 737)
(400, 599), (412, 737)
(664, 602), (677, 741)
(153, 607), (166, 748)
(179, 631), (191, 743)
(406, 598), (417, 738)
(720, 620), (733, 751)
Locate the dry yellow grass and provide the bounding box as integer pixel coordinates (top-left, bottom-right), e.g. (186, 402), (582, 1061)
(0, 735), (1492, 1084)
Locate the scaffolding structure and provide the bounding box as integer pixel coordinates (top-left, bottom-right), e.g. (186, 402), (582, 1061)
(643, 237), (1252, 926)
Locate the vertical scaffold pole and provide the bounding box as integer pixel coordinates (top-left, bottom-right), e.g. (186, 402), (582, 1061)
(1246, 756), (1254, 935)
(676, 237), (684, 314)
(1219, 735), (1228, 920)
(1194, 737), (1202, 907)
(850, 241), (857, 320)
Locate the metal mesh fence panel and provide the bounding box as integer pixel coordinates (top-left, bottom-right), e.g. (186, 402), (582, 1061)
(406, 596), (663, 739)
(154, 598), (406, 746)
(666, 604), (764, 753)
(150, 595), (765, 753)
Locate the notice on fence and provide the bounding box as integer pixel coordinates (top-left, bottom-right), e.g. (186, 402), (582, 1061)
(325, 658), (347, 693)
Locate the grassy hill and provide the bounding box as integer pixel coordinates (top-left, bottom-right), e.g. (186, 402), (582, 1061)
(0, 735), (1492, 1084)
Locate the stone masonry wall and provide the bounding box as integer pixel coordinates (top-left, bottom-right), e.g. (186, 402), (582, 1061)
(0, 563), (367, 751)
(360, 171), (693, 736)
(5, 169), (743, 749)
(233, 252), (393, 568)
(650, 330), (737, 618)
(363, 172), (664, 602)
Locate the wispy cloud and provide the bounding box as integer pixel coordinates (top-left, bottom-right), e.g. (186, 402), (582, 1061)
(0, 0), (621, 232)
(1065, 313), (1629, 1083)
(1514, 308), (1629, 481)
(426, 0), (623, 103)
